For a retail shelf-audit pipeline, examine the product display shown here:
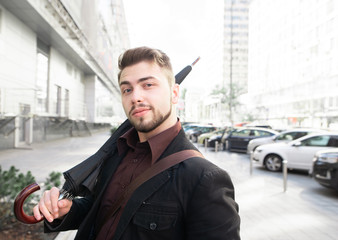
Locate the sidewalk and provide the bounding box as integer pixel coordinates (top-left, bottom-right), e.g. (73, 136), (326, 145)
(1, 131), (338, 240)
(0, 131), (111, 240)
(199, 147), (338, 240)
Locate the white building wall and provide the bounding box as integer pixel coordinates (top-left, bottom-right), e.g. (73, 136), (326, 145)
(184, 90), (201, 123)
(248, 0), (338, 130)
(0, 5), (37, 116)
(48, 48), (86, 119)
(84, 75), (96, 123)
(0, 0), (130, 148)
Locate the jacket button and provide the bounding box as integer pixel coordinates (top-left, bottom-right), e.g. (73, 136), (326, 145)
(149, 222), (157, 230)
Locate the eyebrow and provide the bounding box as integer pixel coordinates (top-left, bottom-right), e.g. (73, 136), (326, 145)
(119, 76), (158, 86)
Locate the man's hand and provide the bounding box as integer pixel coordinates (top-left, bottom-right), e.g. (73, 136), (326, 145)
(33, 187), (72, 222)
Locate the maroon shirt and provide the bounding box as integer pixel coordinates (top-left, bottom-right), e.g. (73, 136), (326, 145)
(96, 120), (181, 239)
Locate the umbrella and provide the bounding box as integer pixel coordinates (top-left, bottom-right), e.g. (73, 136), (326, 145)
(14, 57), (200, 224)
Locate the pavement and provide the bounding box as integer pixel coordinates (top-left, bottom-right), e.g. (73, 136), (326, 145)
(1, 130), (338, 240)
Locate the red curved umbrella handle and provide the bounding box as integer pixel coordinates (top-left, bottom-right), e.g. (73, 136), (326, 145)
(14, 182), (43, 224)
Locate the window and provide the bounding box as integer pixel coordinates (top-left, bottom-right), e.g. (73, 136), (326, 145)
(327, 137), (338, 147)
(276, 132), (308, 141)
(36, 39), (50, 113)
(232, 129), (251, 137)
(52, 85), (61, 115)
(257, 130), (274, 137)
(0, 8), (2, 33)
(64, 89), (69, 117)
(301, 136), (330, 146)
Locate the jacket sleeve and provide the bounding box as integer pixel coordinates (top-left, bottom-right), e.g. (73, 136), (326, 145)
(185, 167), (241, 240)
(44, 195), (94, 232)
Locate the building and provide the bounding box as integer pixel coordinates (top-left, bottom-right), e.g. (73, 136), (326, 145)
(183, 0), (249, 126)
(223, 0), (249, 93)
(248, 0), (338, 130)
(208, 0), (249, 125)
(0, 0), (129, 149)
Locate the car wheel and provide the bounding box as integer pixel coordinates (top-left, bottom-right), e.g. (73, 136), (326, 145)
(203, 138), (209, 146)
(264, 154), (283, 172)
(223, 141), (228, 151)
(192, 135), (197, 143)
(227, 142), (232, 151)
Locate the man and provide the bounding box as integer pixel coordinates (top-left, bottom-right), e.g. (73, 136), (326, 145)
(33, 46), (240, 239)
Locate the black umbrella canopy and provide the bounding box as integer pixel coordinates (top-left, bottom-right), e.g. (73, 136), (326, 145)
(61, 57), (201, 198)
(62, 119), (132, 198)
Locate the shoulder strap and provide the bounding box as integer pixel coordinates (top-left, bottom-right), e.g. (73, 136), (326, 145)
(96, 149), (203, 233)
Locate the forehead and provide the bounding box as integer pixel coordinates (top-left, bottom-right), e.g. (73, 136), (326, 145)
(119, 61), (164, 83)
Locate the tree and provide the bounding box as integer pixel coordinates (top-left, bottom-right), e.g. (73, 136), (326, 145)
(211, 82), (244, 125)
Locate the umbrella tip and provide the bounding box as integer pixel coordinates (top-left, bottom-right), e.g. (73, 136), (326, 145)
(191, 56), (200, 66)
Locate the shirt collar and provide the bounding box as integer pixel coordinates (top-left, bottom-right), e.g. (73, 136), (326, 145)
(117, 119), (182, 165)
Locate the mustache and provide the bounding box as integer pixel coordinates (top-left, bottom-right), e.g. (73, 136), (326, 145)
(129, 104), (152, 115)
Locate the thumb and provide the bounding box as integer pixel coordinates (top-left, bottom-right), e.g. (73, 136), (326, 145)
(58, 199), (71, 208)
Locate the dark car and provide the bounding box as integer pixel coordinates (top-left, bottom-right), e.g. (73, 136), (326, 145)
(182, 123), (200, 132)
(225, 127), (279, 152)
(198, 128), (226, 146)
(207, 129), (226, 148)
(312, 148), (338, 191)
(208, 127), (234, 149)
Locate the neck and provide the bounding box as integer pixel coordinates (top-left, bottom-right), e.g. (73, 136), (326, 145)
(137, 114), (177, 142)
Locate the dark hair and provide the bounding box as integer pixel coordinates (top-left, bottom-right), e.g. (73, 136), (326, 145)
(118, 46), (174, 86)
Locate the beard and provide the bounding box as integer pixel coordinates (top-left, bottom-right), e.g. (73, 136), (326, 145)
(129, 104), (172, 133)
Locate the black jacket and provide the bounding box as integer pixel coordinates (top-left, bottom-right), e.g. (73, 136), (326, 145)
(46, 129), (240, 240)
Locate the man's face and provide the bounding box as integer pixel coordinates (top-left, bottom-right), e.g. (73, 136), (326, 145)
(119, 61), (178, 134)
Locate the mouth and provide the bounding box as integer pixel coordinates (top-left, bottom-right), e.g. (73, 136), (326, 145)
(131, 107), (151, 117)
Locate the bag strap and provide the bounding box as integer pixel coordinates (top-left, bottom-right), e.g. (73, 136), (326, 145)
(96, 149), (203, 233)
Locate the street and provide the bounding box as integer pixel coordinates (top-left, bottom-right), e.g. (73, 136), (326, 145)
(1, 131), (338, 240)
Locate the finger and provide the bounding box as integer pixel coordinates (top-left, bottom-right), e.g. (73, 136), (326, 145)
(50, 187), (60, 214)
(57, 199), (72, 218)
(43, 190), (53, 212)
(33, 205), (42, 221)
(40, 191), (54, 222)
(39, 202), (54, 222)
(58, 199), (69, 208)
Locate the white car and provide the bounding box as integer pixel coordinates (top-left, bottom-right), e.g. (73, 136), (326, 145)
(252, 132), (338, 172)
(247, 128), (325, 154)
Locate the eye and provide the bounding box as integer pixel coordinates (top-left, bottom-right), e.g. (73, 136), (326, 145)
(122, 88), (132, 94)
(144, 81), (156, 89)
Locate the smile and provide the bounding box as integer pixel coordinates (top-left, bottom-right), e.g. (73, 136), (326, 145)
(131, 107), (150, 117)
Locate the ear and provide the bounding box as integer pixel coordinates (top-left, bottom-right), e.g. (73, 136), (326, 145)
(171, 83), (179, 104)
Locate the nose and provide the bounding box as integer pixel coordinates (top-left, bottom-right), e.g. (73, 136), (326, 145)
(131, 87), (143, 103)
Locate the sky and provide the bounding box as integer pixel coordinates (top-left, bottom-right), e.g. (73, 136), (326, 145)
(122, 0), (224, 94)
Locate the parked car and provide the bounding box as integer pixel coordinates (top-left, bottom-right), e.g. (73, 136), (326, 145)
(252, 133), (338, 172)
(247, 128), (325, 154)
(185, 125), (217, 142)
(207, 128), (232, 148)
(182, 123), (200, 132)
(224, 127), (279, 152)
(312, 148), (338, 191)
(198, 128), (226, 146)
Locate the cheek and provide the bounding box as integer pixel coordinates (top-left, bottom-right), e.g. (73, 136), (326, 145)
(121, 97), (131, 113)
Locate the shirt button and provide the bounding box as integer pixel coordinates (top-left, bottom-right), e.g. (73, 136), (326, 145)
(149, 222), (157, 230)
